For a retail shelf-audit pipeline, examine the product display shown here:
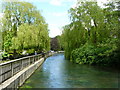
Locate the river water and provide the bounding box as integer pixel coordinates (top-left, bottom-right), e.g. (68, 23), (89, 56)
(21, 53), (119, 88)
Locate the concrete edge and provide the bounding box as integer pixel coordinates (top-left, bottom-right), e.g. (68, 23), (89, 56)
(0, 58), (44, 89)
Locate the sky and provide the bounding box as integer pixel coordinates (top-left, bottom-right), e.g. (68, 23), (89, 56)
(0, 0), (110, 38)
(32, 0), (77, 38)
(30, 0), (109, 38)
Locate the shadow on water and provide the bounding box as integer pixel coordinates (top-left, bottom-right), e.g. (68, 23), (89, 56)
(20, 53), (120, 88)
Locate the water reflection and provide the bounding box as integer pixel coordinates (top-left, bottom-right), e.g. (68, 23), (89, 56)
(21, 53), (119, 88)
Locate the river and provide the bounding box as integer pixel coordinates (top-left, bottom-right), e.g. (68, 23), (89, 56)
(20, 53), (119, 88)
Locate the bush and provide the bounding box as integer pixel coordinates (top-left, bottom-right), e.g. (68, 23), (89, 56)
(71, 42), (118, 66)
(27, 49), (35, 54)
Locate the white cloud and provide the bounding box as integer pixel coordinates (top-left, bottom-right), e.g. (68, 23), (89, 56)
(49, 24), (62, 37)
(49, 0), (62, 6)
(49, 0), (76, 6)
(48, 20), (70, 37)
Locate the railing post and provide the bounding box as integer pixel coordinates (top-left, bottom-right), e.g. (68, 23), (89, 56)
(0, 66), (2, 84)
(11, 62), (13, 76)
(29, 57), (30, 65)
(20, 59), (23, 70)
(33, 56), (35, 63)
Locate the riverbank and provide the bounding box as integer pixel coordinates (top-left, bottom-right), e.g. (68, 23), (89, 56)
(0, 52), (57, 89)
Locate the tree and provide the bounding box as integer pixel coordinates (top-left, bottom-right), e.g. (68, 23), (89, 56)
(62, 2), (107, 59)
(61, 1), (119, 66)
(1, 1), (50, 59)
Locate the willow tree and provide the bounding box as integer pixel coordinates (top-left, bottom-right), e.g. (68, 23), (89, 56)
(62, 2), (106, 59)
(69, 2), (111, 45)
(61, 22), (86, 59)
(61, 1), (119, 66)
(12, 23), (50, 52)
(2, 1), (50, 56)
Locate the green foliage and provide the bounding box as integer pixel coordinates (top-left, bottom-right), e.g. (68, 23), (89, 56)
(1, 1), (50, 59)
(26, 49), (35, 54)
(71, 39), (118, 66)
(2, 52), (9, 58)
(50, 36), (62, 51)
(11, 23), (50, 51)
(61, 1), (119, 66)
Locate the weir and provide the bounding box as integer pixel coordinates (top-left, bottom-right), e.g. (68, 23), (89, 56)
(0, 52), (56, 89)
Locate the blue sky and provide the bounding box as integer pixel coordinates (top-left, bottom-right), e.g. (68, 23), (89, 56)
(30, 0), (108, 38)
(1, 0), (108, 38)
(31, 0), (77, 38)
